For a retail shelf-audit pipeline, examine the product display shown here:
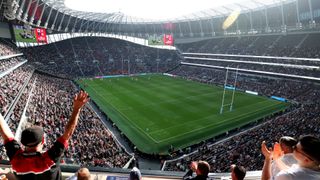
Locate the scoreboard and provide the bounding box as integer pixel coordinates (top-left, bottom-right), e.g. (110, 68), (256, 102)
(13, 25), (47, 44)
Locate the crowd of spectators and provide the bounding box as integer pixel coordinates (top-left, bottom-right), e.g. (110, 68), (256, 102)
(7, 74), (36, 134)
(21, 37), (181, 78)
(1, 32), (319, 176)
(183, 58), (320, 77)
(0, 65), (33, 115)
(0, 40), (131, 168)
(179, 33), (320, 79)
(0, 39), (20, 56)
(0, 57), (25, 73)
(165, 104), (319, 172)
(177, 33), (320, 58)
(185, 53), (320, 66)
(170, 65), (317, 102)
(19, 73), (130, 167)
(0, 64), (34, 160)
(0, 67), (129, 168)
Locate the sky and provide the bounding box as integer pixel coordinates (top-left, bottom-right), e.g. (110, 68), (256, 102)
(64, 0), (247, 21)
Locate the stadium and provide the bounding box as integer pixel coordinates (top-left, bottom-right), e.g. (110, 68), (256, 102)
(0, 0), (319, 179)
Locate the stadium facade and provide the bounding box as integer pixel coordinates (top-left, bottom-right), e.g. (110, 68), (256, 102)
(1, 0), (320, 41)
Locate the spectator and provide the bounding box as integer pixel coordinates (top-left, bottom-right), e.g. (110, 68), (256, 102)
(261, 135), (320, 180)
(271, 137), (297, 179)
(77, 168), (91, 180)
(279, 136), (297, 154)
(67, 167), (92, 180)
(231, 164), (246, 180)
(129, 167), (141, 180)
(0, 91), (89, 179)
(183, 161), (210, 180)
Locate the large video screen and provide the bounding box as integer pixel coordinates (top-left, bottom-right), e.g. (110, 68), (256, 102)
(148, 34), (174, 46)
(148, 35), (163, 45)
(13, 25), (47, 44)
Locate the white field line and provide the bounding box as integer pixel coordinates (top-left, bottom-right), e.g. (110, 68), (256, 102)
(89, 86), (161, 144)
(148, 98), (271, 135)
(84, 77), (285, 146)
(118, 91), (221, 111)
(151, 101), (283, 143)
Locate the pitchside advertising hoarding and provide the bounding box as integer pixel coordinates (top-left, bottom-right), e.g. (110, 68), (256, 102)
(13, 25), (48, 44)
(148, 34), (174, 46)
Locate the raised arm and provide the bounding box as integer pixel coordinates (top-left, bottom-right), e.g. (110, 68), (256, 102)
(261, 141), (273, 180)
(61, 91), (89, 141)
(0, 113), (14, 143)
(272, 143), (291, 172)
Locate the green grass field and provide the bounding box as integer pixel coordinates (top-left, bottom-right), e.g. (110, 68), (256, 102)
(13, 29), (37, 43)
(77, 74), (289, 154)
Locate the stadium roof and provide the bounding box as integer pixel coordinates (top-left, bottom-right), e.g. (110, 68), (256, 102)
(42, 0), (293, 24)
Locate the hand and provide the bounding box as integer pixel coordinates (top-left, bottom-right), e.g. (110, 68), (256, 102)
(73, 91), (89, 110)
(273, 142), (283, 160)
(261, 141), (273, 160)
(0, 174), (8, 180)
(190, 161), (197, 172)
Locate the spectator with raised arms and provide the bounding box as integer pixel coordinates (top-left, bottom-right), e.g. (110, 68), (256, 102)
(261, 135), (320, 180)
(0, 91), (89, 180)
